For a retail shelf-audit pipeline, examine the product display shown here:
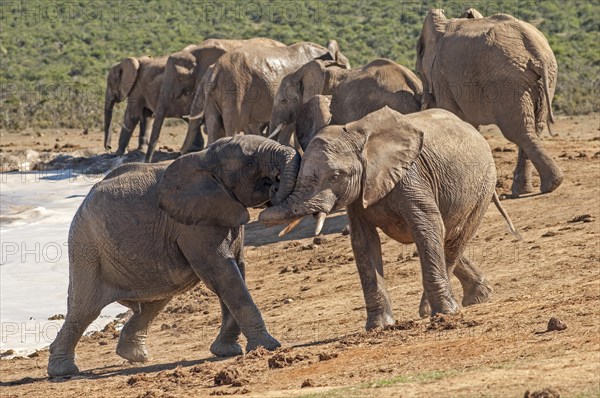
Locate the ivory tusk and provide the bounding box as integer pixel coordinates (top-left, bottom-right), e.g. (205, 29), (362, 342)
(314, 211), (327, 236)
(188, 111), (204, 120)
(279, 217), (303, 237)
(268, 123), (285, 139)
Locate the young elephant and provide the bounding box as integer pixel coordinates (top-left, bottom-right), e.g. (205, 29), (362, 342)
(260, 108), (518, 329)
(48, 136), (300, 377)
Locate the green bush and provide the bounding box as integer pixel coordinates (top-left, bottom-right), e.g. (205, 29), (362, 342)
(1, 0), (598, 130)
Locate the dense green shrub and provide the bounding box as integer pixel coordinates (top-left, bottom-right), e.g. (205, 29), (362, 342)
(1, 0), (598, 130)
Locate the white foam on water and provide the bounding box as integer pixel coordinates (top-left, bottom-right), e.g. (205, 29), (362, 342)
(0, 171), (126, 357)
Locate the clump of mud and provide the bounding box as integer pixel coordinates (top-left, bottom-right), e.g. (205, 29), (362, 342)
(267, 350), (310, 369)
(524, 387), (560, 398)
(427, 314), (480, 331)
(214, 368), (246, 386)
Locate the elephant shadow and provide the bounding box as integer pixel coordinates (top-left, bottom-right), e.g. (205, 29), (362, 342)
(244, 211), (349, 247)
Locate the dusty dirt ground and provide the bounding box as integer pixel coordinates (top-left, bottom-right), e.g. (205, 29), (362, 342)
(1, 114), (599, 397)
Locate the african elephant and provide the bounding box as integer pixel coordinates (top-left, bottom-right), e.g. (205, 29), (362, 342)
(269, 58), (422, 147)
(103, 55), (167, 155)
(416, 9), (561, 196)
(260, 107), (519, 329)
(181, 40), (350, 151)
(145, 38), (286, 162)
(48, 135), (300, 377)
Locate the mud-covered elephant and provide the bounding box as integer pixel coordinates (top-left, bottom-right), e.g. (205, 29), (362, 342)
(260, 107), (519, 328)
(48, 135), (301, 377)
(181, 40), (350, 151)
(416, 9), (561, 196)
(144, 38), (285, 162)
(103, 55), (168, 155)
(269, 58), (422, 147)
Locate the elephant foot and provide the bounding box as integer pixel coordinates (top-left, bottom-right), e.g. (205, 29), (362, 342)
(210, 337), (243, 357)
(540, 172), (563, 194)
(116, 337), (149, 363)
(462, 280), (493, 307)
(429, 296), (460, 317)
(365, 312), (396, 331)
(48, 355), (80, 377)
(418, 292), (431, 318)
(114, 148), (126, 157)
(245, 332), (280, 353)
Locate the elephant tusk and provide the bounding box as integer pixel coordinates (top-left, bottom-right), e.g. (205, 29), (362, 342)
(314, 211), (327, 236)
(279, 217), (303, 237)
(188, 111), (204, 120)
(268, 123), (285, 139)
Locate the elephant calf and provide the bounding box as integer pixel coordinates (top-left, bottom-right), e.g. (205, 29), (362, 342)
(260, 107), (518, 329)
(48, 136), (300, 377)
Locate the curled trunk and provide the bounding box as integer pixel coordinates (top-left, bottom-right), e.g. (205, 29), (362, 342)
(262, 141), (301, 205)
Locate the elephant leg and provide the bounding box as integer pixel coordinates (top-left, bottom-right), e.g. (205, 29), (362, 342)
(347, 210), (395, 330)
(418, 253), (493, 318)
(116, 108), (141, 156)
(181, 118), (205, 154)
(137, 108), (153, 152)
(500, 119), (563, 195)
(511, 148), (535, 196)
(210, 254), (244, 357)
(177, 236), (279, 354)
(401, 194), (459, 317)
(454, 254), (493, 307)
(145, 111), (166, 162)
(48, 265), (111, 376)
(205, 101), (225, 145)
(116, 297), (171, 363)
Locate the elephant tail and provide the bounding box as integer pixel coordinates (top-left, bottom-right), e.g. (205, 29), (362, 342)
(542, 66), (557, 136)
(492, 191), (521, 240)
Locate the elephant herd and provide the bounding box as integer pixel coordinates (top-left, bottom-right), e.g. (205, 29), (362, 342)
(49, 9), (559, 376)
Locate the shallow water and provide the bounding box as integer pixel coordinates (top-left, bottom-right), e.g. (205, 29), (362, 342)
(0, 171), (125, 356)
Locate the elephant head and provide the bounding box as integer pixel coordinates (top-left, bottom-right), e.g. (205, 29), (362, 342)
(158, 135), (301, 227)
(104, 57), (140, 150)
(269, 60), (347, 144)
(295, 95), (332, 151)
(259, 107), (423, 235)
(415, 9), (449, 110)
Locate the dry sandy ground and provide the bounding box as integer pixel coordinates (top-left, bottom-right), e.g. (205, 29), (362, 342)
(1, 114), (599, 397)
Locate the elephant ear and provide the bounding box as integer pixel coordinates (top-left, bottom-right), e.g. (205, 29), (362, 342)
(157, 151), (250, 227)
(326, 40), (350, 68)
(353, 107), (424, 208)
(118, 57), (140, 99)
(300, 61), (326, 103)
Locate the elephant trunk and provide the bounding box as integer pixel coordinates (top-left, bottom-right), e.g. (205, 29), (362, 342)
(268, 143), (301, 205)
(103, 87), (116, 150)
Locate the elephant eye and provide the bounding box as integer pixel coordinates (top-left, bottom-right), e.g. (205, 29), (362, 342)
(328, 171), (340, 183)
(244, 160), (257, 171)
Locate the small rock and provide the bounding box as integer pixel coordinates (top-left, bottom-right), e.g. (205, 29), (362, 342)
(98, 340), (108, 346)
(160, 323), (171, 331)
(48, 314), (65, 320)
(283, 298), (293, 304)
(547, 317), (567, 332)
(541, 231), (557, 237)
(36, 132), (44, 137)
(313, 236), (327, 245)
(524, 387), (561, 398)
(0, 349), (15, 357)
(301, 379), (315, 388)
(300, 244), (314, 251)
(567, 214), (594, 223)
(27, 351), (40, 358)
(82, 129), (88, 135)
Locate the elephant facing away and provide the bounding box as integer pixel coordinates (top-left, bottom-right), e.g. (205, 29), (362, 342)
(416, 9), (561, 196)
(181, 40), (350, 151)
(103, 55), (168, 155)
(145, 38), (286, 163)
(260, 107), (519, 328)
(48, 135), (301, 377)
(269, 58), (423, 147)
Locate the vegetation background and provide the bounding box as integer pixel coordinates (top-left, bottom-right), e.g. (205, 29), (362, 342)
(1, 0), (598, 130)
